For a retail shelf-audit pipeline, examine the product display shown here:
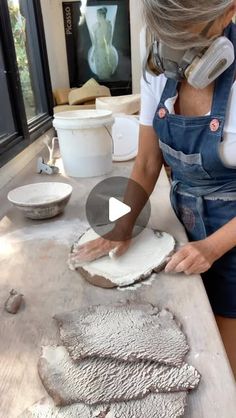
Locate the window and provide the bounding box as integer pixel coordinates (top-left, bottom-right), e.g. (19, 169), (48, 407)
(0, 40), (17, 143)
(0, 0), (53, 167)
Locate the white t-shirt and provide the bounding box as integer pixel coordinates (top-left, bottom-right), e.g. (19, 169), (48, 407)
(140, 72), (236, 167)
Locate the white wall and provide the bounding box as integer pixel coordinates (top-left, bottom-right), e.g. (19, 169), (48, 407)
(40, 0), (144, 93)
(129, 0), (143, 93)
(40, 0), (70, 89)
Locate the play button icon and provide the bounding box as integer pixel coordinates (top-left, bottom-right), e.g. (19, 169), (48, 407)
(85, 176), (151, 241)
(109, 198), (131, 222)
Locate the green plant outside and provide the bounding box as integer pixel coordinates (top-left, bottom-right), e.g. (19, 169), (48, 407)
(8, 0), (36, 120)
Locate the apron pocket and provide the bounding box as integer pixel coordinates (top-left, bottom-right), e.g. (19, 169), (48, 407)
(159, 140), (211, 180)
(171, 191), (207, 241)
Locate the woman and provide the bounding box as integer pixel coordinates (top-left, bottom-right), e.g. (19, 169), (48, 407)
(73, 1), (236, 377)
(90, 7), (117, 79)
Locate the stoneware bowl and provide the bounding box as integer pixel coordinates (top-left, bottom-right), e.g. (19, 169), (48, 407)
(7, 182), (72, 220)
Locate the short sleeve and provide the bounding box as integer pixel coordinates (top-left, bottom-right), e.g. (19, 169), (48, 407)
(219, 81), (236, 166)
(139, 72), (167, 126)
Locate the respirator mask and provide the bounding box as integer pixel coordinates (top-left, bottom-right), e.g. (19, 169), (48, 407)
(144, 23), (235, 89)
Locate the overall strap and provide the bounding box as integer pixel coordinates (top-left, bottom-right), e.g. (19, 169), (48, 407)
(159, 78), (179, 106)
(211, 22), (236, 119)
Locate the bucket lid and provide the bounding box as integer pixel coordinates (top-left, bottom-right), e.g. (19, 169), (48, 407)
(53, 109), (114, 130)
(112, 115), (139, 162)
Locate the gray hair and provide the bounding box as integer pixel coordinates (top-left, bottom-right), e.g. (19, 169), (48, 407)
(142, 0), (235, 49)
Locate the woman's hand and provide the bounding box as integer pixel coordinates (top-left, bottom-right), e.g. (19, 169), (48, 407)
(165, 217), (236, 275)
(165, 239), (218, 275)
(70, 236), (131, 265)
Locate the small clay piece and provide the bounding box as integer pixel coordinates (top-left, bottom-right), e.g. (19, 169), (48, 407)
(55, 303), (189, 366)
(68, 227), (176, 288)
(38, 346), (200, 406)
(4, 289), (23, 314)
(19, 392), (187, 418)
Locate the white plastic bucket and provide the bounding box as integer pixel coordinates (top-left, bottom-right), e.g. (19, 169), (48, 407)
(53, 110), (114, 178)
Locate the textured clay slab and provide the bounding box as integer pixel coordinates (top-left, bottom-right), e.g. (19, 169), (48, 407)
(38, 346), (200, 406)
(68, 228), (175, 288)
(19, 392), (187, 418)
(55, 303), (189, 367)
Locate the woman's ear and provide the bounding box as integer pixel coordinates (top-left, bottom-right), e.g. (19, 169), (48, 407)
(222, 1), (236, 28)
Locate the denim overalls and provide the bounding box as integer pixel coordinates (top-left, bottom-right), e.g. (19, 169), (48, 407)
(153, 23), (236, 317)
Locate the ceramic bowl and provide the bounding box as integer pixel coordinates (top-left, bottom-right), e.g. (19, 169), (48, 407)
(7, 182), (72, 220)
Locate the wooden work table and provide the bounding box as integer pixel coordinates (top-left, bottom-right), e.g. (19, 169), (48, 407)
(0, 158), (236, 418)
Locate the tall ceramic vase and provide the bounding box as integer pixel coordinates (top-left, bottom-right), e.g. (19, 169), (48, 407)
(85, 6), (119, 80)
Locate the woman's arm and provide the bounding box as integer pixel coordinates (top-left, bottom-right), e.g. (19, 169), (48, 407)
(70, 125), (163, 263)
(91, 23), (97, 46)
(105, 21), (112, 45)
(131, 125), (164, 194)
(113, 124), (163, 238)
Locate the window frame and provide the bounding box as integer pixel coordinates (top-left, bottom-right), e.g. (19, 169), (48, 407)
(0, 0), (54, 168)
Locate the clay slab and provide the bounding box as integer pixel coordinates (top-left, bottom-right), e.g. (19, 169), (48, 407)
(38, 346), (200, 406)
(19, 392), (187, 418)
(69, 228), (175, 288)
(55, 303), (189, 366)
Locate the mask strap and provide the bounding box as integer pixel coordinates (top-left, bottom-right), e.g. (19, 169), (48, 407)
(200, 20), (214, 37)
